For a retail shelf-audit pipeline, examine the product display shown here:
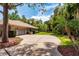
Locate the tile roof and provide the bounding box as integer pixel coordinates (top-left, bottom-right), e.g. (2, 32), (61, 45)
(0, 20), (37, 29)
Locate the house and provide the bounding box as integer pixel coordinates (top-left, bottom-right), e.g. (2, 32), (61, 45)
(0, 20), (37, 37)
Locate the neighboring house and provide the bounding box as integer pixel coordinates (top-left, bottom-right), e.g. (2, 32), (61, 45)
(0, 20), (37, 37)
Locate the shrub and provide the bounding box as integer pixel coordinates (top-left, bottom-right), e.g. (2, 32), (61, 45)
(8, 31), (16, 37)
(0, 37), (23, 49)
(68, 20), (79, 37)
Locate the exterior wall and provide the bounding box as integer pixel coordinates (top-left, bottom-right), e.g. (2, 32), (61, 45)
(0, 25), (36, 36)
(16, 28), (36, 35)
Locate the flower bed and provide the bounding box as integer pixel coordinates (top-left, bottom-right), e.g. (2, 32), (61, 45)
(57, 45), (79, 56)
(0, 37), (23, 49)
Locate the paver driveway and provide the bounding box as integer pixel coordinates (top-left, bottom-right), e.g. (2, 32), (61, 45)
(17, 35), (61, 45)
(0, 35), (61, 56)
(17, 35), (61, 56)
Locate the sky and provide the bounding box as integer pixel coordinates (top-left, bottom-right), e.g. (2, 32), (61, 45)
(0, 3), (59, 22)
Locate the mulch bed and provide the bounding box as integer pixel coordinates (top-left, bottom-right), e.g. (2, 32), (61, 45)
(57, 45), (79, 56)
(0, 37), (23, 49)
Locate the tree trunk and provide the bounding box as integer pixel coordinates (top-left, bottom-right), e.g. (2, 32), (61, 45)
(2, 3), (9, 43)
(76, 8), (79, 19)
(64, 23), (79, 54)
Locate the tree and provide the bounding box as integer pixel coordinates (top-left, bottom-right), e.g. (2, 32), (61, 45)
(2, 3), (9, 42)
(50, 3), (79, 53)
(21, 15), (28, 23)
(0, 3), (48, 43)
(0, 3), (22, 43)
(43, 24), (48, 32)
(9, 10), (21, 20)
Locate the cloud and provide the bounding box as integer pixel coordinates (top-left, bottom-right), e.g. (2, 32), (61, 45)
(31, 15), (50, 22)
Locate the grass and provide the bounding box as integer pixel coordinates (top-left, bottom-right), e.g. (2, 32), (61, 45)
(36, 32), (72, 45)
(57, 35), (79, 45)
(36, 32), (53, 35)
(57, 35), (72, 45)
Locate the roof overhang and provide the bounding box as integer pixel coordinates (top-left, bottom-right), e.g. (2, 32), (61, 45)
(0, 20), (38, 30)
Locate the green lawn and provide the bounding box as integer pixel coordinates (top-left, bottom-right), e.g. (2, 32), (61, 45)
(36, 32), (72, 45)
(57, 35), (72, 45)
(36, 32), (53, 35)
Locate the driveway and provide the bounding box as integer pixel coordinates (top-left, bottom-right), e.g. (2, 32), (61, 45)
(0, 35), (61, 56)
(17, 35), (61, 45)
(16, 35), (62, 56)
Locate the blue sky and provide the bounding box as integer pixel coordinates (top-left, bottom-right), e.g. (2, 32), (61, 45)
(0, 3), (59, 21)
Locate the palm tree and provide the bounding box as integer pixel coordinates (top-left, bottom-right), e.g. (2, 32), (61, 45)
(52, 3), (79, 53)
(57, 3), (79, 53)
